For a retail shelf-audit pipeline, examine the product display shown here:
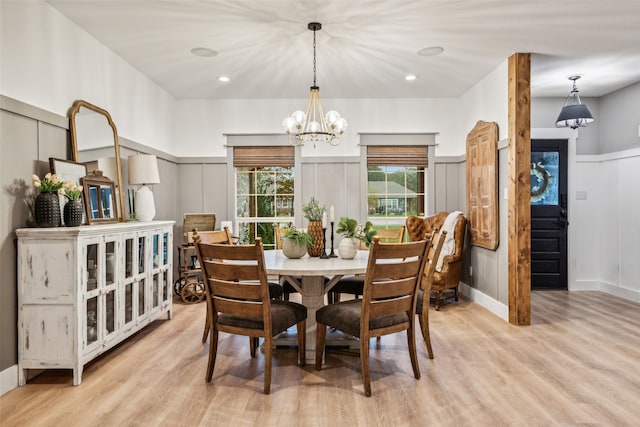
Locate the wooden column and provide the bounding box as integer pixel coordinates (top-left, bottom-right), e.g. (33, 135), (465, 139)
(507, 53), (531, 325)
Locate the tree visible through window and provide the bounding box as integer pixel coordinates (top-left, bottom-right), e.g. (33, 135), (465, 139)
(234, 146), (295, 249)
(366, 145), (427, 230)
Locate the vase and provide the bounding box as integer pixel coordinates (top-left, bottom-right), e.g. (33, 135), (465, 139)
(338, 237), (358, 259)
(282, 239), (308, 259)
(306, 221), (324, 257)
(63, 199), (84, 227)
(34, 192), (61, 228)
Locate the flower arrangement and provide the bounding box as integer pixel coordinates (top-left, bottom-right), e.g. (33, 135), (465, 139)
(336, 217), (377, 246)
(302, 197), (325, 222)
(62, 181), (83, 201)
(32, 173), (64, 194)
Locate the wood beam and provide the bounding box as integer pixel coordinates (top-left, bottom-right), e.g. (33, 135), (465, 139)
(507, 53), (531, 325)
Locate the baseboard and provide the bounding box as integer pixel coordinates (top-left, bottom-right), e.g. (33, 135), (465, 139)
(459, 282), (509, 321)
(0, 364), (18, 397)
(570, 280), (602, 291)
(599, 282), (640, 303)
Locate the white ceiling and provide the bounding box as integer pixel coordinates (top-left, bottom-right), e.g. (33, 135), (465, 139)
(46, 0), (640, 100)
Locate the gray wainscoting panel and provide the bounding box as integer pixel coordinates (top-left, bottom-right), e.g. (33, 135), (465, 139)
(202, 163), (228, 221)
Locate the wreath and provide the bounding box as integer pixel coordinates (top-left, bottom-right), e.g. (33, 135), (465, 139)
(530, 162), (551, 202)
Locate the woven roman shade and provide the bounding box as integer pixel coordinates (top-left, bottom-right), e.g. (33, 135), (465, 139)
(367, 145), (428, 167)
(234, 146), (295, 167)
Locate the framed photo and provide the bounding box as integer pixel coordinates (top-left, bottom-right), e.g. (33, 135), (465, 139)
(81, 174), (118, 225)
(49, 158), (88, 225)
(49, 158), (87, 187)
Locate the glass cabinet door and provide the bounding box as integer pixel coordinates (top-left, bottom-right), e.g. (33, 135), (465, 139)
(86, 243), (99, 292)
(152, 273), (160, 309)
(103, 237), (118, 341)
(162, 270), (169, 304)
(125, 237), (134, 279)
(124, 282), (133, 325)
(138, 278), (146, 318)
(86, 296), (98, 346)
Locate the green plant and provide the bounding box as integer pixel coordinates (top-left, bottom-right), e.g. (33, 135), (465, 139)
(336, 217), (376, 246)
(32, 173), (64, 194)
(282, 227), (314, 247)
(302, 197), (325, 222)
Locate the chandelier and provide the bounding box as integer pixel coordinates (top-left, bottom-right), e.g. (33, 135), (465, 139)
(282, 22), (347, 147)
(555, 75), (595, 129)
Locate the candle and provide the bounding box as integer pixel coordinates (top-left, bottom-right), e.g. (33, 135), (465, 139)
(330, 206), (335, 222)
(322, 211), (327, 228)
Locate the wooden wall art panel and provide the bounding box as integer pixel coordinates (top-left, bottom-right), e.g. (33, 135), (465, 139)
(466, 120), (499, 250)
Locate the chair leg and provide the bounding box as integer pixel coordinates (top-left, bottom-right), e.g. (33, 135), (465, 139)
(360, 334), (372, 397)
(206, 328), (219, 382)
(434, 290), (442, 311)
(315, 322), (327, 370)
(263, 336), (272, 394)
(418, 298), (434, 359)
(250, 336), (258, 357)
(297, 320), (306, 367)
(454, 286), (459, 301)
(407, 323), (421, 380)
(201, 303), (210, 343)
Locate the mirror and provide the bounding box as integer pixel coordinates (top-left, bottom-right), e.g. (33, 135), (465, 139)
(81, 172), (118, 224)
(69, 100), (126, 222)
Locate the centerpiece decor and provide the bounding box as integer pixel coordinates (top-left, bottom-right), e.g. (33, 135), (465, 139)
(62, 181), (84, 227)
(302, 197), (325, 257)
(281, 227), (313, 259)
(336, 217), (376, 259)
(32, 173), (64, 228)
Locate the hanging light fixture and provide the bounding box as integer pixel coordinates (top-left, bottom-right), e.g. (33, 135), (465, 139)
(283, 22), (347, 147)
(556, 75), (595, 129)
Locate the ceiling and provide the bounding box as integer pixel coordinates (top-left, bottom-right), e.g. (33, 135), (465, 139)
(46, 0), (640, 100)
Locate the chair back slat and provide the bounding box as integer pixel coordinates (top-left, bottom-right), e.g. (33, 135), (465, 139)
(421, 231), (447, 293)
(209, 279), (263, 301)
(369, 295), (414, 318)
(370, 277), (416, 300)
(214, 297), (264, 318)
(370, 260), (422, 282)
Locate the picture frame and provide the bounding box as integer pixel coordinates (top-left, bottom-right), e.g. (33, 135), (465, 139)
(81, 172), (118, 225)
(49, 158), (88, 224)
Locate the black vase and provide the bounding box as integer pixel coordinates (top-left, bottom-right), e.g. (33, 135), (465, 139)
(34, 192), (61, 227)
(63, 199), (84, 227)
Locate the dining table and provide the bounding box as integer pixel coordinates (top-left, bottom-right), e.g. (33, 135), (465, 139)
(263, 249), (370, 362)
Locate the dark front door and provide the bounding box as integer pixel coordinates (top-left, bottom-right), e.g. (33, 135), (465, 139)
(531, 139), (568, 289)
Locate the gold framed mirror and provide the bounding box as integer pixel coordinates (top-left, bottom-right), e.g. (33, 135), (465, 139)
(69, 100), (126, 222)
(81, 172), (118, 224)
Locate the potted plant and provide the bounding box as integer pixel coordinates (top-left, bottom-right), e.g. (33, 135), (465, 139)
(32, 173), (65, 227)
(61, 181), (84, 227)
(336, 217), (376, 259)
(281, 227), (313, 259)
(302, 197), (325, 257)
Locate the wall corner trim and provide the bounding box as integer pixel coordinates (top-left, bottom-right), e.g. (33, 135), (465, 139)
(459, 282), (509, 321)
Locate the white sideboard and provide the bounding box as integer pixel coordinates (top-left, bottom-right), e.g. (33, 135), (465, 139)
(16, 221), (174, 385)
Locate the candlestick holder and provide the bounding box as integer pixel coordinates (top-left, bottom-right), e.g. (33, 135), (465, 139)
(329, 221), (338, 257)
(320, 227), (329, 259)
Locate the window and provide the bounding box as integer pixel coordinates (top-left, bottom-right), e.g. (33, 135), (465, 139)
(234, 146), (294, 249)
(367, 145), (427, 228)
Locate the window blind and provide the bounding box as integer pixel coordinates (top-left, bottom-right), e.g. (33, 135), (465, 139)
(367, 145), (428, 167)
(233, 146), (295, 167)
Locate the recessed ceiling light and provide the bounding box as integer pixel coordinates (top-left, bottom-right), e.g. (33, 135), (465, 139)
(190, 47), (218, 57)
(417, 46), (444, 57)
(405, 74), (417, 81)
(218, 76), (230, 83)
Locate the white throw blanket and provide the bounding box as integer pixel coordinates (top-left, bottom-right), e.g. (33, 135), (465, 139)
(436, 211), (462, 271)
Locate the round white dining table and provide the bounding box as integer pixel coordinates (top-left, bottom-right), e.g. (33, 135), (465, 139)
(262, 250), (369, 362)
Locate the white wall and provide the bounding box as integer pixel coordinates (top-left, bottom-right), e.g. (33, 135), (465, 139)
(0, 1), (176, 155)
(175, 97), (464, 158)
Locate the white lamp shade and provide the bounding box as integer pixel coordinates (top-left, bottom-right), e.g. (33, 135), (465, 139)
(128, 154), (160, 185)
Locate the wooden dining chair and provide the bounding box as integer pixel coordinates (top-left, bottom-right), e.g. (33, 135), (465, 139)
(192, 228), (234, 343)
(195, 237), (307, 394)
(315, 236), (429, 397)
(194, 228), (285, 343)
(415, 229), (446, 358)
(327, 225), (406, 304)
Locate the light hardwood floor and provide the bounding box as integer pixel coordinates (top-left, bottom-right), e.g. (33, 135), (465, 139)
(1, 291), (639, 426)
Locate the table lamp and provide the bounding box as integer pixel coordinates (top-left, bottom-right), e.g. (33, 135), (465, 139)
(128, 154), (160, 222)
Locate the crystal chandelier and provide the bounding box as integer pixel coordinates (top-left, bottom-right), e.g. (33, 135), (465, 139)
(283, 22), (347, 147)
(556, 75), (595, 129)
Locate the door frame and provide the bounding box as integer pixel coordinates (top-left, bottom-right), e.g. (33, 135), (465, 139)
(530, 128), (577, 293)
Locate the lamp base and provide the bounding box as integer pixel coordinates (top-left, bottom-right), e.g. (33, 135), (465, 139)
(135, 185), (156, 222)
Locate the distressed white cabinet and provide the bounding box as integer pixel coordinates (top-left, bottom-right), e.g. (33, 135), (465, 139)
(16, 221), (174, 385)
